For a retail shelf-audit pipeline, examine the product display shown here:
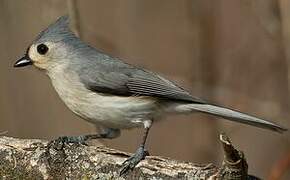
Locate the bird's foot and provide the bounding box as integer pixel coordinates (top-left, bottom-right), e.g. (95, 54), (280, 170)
(47, 135), (88, 151)
(120, 146), (149, 175)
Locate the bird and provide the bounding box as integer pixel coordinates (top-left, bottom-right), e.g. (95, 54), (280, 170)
(14, 16), (287, 175)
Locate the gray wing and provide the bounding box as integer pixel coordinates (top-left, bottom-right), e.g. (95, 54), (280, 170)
(79, 61), (205, 103)
(126, 71), (205, 103)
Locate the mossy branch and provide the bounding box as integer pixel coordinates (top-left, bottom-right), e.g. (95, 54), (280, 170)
(0, 135), (259, 179)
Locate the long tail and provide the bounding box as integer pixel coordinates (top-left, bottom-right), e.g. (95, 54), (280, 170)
(180, 103), (287, 133)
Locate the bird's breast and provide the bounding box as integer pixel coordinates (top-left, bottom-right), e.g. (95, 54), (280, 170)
(48, 66), (159, 129)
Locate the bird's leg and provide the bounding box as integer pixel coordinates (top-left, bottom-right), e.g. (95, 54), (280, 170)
(120, 120), (152, 175)
(47, 128), (120, 150)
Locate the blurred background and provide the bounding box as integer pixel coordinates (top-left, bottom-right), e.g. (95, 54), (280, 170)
(0, 0), (290, 179)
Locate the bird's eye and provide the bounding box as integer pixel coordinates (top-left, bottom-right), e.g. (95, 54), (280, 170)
(37, 44), (49, 55)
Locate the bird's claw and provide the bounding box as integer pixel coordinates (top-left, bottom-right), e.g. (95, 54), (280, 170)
(120, 147), (149, 176)
(47, 136), (88, 151)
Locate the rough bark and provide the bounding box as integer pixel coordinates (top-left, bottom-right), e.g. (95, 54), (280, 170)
(0, 135), (259, 180)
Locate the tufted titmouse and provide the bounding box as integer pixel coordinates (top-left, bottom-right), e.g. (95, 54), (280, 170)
(14, 16), (287, 174)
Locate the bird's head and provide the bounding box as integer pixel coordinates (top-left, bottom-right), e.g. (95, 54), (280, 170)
(14, 16), (77, 71)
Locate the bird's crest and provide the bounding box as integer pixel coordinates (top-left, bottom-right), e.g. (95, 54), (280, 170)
(34, 15), (75, 43)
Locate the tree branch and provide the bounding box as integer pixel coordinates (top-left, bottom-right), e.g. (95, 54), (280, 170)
(0, 135), (259, 179)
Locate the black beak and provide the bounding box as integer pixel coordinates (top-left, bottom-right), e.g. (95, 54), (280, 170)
(14, 55), (33, 68)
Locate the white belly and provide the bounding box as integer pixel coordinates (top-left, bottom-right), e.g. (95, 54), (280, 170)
(67, 92), (158, 129)
(48, 67), (159, 129)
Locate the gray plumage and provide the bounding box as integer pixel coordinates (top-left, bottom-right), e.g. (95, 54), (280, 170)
(14, 15), (287, 174)
(24, 16), (285, 132)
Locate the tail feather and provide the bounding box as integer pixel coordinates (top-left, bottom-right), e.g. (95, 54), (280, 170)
(184, 104), (287, 133)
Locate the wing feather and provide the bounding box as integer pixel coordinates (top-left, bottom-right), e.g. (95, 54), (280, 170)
(79, 56), (205, 103)
(127, 71), (205, 103)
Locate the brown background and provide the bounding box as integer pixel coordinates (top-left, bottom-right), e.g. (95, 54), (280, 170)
(0, 0), (290, 179)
